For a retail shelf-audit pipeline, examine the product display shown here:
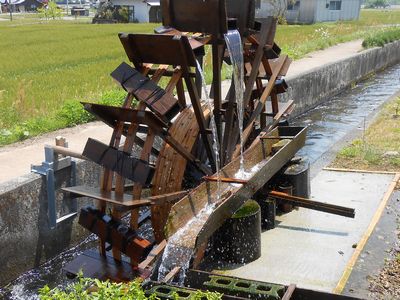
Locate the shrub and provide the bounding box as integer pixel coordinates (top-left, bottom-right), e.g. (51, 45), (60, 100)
(39, 275), (223, 299)
(94, 2), (130, 23)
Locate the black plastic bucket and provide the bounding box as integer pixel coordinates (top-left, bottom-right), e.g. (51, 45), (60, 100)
(282, 156), (310, 198)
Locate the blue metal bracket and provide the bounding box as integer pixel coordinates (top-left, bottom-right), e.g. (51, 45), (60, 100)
(31, 145), (78, 229)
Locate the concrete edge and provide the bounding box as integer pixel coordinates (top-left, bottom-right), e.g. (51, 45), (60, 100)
(333, 173), (400, 294)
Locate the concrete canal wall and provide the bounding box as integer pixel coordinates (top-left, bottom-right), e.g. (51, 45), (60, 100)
(284, 40), (400, 117)
(0, 40), (400, 287)
(0, 161), (100, 286)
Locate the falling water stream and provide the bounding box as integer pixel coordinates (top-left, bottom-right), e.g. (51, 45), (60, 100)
(1, 62), (399, 299)
(195, 59), (221, 200)
(156, 58), (224, 283)
(224, 30), (246, 175)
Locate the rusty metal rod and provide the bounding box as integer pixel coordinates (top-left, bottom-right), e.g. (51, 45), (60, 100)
(269, 191), (355, 218)
(260, 136), (295, 140)
(203, 176), (248, 184)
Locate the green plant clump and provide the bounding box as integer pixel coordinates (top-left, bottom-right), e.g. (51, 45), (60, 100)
(39, 275), (222, 299)
(232, 200), (260, 219)
(362, 28), (400, 48)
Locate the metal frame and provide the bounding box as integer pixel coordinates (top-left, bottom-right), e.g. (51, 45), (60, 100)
(31, 145), (78, 229)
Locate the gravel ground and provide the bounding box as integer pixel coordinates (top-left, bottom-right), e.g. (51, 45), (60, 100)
(368, 195), (400, 299)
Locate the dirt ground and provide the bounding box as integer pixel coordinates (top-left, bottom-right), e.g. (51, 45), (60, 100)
(368, 201), (400, 300)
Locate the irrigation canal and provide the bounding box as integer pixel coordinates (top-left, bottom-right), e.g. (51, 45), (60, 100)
(1, 63), (399, 299)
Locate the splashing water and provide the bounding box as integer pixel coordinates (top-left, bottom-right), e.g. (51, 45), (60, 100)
(157, 203), (216, 284)
(195, 60), (221, 201)
(157, 59), (223, 284)
(224, 30), (246, 174)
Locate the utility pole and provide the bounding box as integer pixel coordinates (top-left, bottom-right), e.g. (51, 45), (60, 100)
(8, 0), (13, 21)
(66, 0), (69, 15)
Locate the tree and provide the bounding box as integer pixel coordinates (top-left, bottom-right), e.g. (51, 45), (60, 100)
(37, 1), (63, 20)
(365, 0), (390, 8)
(266, 0), (290, 18)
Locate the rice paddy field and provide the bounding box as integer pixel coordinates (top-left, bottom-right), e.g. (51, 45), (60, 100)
(0, 9), (399, 145)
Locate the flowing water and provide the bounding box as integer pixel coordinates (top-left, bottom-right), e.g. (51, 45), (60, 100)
(224, 30), (246, 175)
(156, 60), (223, 283)
(157, 203), (216, 284)
(292, 64), (400, 163)
(157, 32), (247, 282)
(1, 63), (400, 299)
(195, 60), (221, 201)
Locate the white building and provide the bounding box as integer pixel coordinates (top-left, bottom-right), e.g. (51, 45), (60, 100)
(256, 0), (362, 24)
(110, 0), (161, 22)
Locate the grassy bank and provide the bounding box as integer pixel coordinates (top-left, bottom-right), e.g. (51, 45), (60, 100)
(331, 96), (400, 172)
(277, 9), (400, 58)
(0, 9), (400, 145)
(362, 27), (400, 48)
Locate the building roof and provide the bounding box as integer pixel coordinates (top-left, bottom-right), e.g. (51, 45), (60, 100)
(0, 0), (45, 4)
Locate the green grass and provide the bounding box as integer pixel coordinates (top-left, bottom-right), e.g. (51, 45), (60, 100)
(332, 97), (400, 171)
(0, 21), (154, 145)
(0, 9), (399, 146)
(276, 9), (400, 59)
(362, 27), (400, 47)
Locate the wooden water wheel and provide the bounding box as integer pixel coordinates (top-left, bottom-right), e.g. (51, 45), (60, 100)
(63, 0), (295, 279)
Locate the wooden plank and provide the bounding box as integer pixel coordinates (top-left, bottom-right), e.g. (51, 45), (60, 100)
(165, 68), (182, 94)
(63, 250), (139, 282)
(244, 100), (295, 157)
(139, 240), (167, 270)
(282, 284), (296, 300)
(242, 19), (273, 109)
(232, 56), (289, 159)
(221, 81), (237, 165)
(63, 186), (152, 208)
(82, 138), (154, 185)
(211, 42), (223, 145)
(176, 77), (187, 108)
(151, 106), (209, 242)
(112, 102), (146, 262)
(180, 38), (216, 170)
(82, 102), (168, 132)
(131, 129), (156, 230)
(268, 191), (355, 218)
(163, 267), (181, 283)
(110, 62), (179, 120)
(120, 33), (198, 67)
(165, 127), (306, 252)
(98, 93), (134, 256)
(151, 64), (169, 83)
(160, 0), (227, 36)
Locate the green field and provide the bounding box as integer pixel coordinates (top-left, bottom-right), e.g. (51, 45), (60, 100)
(0, 9), (400, 145)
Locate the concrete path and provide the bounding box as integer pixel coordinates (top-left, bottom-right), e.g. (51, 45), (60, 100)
(223, 170), (397, 292)
(0, 39), (364, 184)
(286, 40), (363, 78)
(0, 122), (112, 183)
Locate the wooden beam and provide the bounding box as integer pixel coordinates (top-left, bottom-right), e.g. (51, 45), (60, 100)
(138, 240), (167, 270)
(268, 191), (355, 218)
